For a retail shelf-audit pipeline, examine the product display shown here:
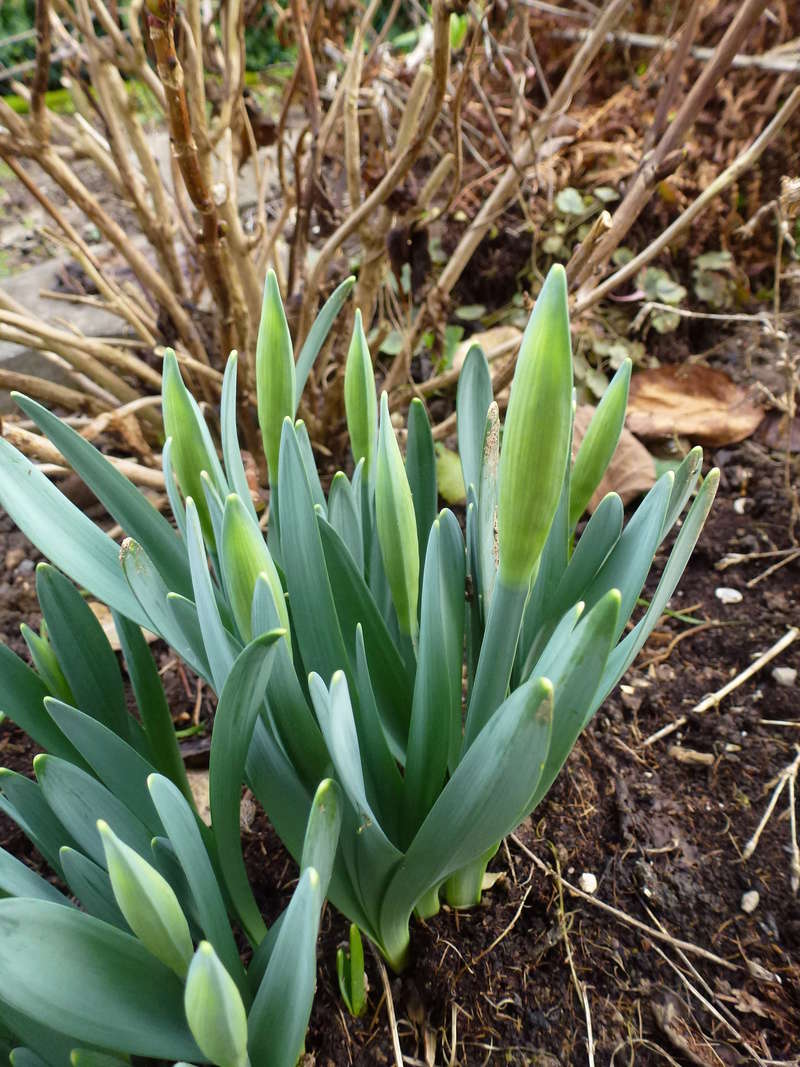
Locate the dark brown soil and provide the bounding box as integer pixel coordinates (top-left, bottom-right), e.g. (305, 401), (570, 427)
(4, 435), (797, 1065)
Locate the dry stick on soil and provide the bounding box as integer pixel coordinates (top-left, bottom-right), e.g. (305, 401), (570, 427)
(643, 0), (701, 153)
(1, 423), (165, 490)
(741, 746), (800, 892)
(371, 946), (404, 1067)
(571, 0), (771, 291)
(510, 835), (737, 971)
(745, 549), (800, 589)
(551, 847), (596, 1067)
(642, 627), (800, 748)
(649, 943), (769, 1067)
(287, 0), (322, 295)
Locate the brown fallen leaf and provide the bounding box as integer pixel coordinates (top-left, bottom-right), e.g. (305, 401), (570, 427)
(651, 990), (743, 1066)
(626, 365), (764, 446)
(451, 325), (521, 374)
(89, 601), (157, 651)
(572, 404), (656, 512)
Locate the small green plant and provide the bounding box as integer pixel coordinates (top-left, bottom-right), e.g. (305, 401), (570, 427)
(337, 923), (367, 1018)
(0, 265), (717, 973)
(0, 567), (341, 1066)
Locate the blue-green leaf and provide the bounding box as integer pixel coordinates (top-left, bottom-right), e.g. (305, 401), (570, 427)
(0, 899), (200, 1060)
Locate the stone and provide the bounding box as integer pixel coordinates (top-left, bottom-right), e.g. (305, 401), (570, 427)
(741, 889), (759, 914)
(772, 666), (797, 687)
(578, 872), (598, 894)
(715, 586), (743, 604)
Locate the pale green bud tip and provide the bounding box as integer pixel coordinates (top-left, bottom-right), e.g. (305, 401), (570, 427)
(497, 263), (573, 588)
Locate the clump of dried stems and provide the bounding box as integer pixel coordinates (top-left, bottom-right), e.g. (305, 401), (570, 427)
(0, 0), (797, 476)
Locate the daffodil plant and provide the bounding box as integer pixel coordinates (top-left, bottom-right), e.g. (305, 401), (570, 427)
(0, 266), (717, 972)
(0, 563), (341, 1066)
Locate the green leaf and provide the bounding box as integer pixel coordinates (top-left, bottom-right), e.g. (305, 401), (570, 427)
(344, 309), (378, 477)
(185, 943), (248, 1067)
(248, 869), (321, 1067)
(20, 623), (72, 704)
(257, 270), (295, 484)
(0, 845), (69, 906)
(525, 589), (620, 812)
(98, 821), (193, 978)
(0, 644), (84, 766)
(593, 468), (719, 710)
(120, 539), (210, 680)
(148, 774), (248, 998)
(59, 847), (126, 929)
(113, 613), (194, 806)
(0, 770), (77, 877)
(327, 471), (364, 573)
(210, 633), (282, 945)
(34, 755), (153, 869)
(497, 265), (573, 589)
(405, 399), (437, 570)
(185, 499), (240, 694)
(555, 187), (585, 215)
(300, 778), (342, 901)
(0, 899), (199, 1060)
(295, 275), (355, 402)
(337, 923), (367, 1017)
(456, 344), (492, 499)
(0, 438), (146, 626)
(581, 473), (673, 633)
(403, 511), (465, 839)
(162, 349), (228, 545)
(477, 402), (500, 613)
(44, 699), (160, 834)
(12, 393), (192, 599)
(36, 566), (133, 747)
(250, 577), (330, 792)
(221, 352), (259, 524)
(277, 418), (351, 684)
(569, 359), (632, 528)
(380, 677), (553, 970)
(316, 517), (413, 758)
(376, 393), (420, 638)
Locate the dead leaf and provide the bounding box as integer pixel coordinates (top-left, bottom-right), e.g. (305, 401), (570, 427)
(572, 404), (656, 511)
(755, 412), (800, 453)
(651, 991), (744, 1066)
(187, 769), (211, 826)
(626, 365), (764, 446)
(451, 325), (521, 374)
(89, 601), (157, 651)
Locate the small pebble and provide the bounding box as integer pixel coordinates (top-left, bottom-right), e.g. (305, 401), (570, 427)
(4, 547), (24, 570)
(741, 889), (759, 914)
(715, 586), (743, 604)
(733, 497), (748, 514)
(15, 559), (34, 576)
(578, 872), (598, 894)
(772, 666), (797, 688)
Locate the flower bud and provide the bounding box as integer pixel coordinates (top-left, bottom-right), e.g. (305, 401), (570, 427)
(97, 819), (193, 979)
(184, 941), (249, 1067)
(376, 393), (419, 637)
(220, 493), (289, 648)
(497, 265), (573, 589)
(256, 270), (295, 485)
(344, 309), (377, 476)
(162, 349), (227, 545)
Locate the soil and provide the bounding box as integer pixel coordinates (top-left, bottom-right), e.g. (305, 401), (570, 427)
(1, 431), (798, 1066)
